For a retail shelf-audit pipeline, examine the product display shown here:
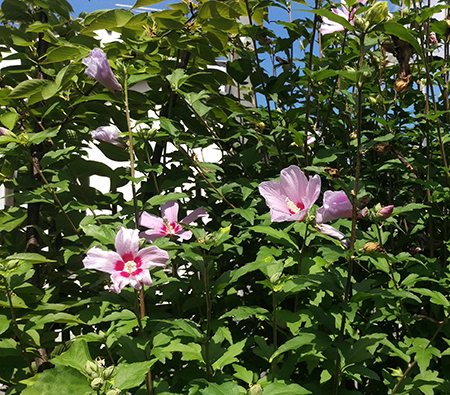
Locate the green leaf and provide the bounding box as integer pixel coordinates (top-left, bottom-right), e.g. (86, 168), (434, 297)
(212, 339), (247, 370)
(4, 253), (54, 264)
(250, 226), (298, 250)
(167, 69), (190, 90)
(413, 288), (449, 308)
(147, 192), (189, 207)
(0, 111), (19, 130)
(198, 2), (240, 21)
(220, 306), (269, 321)
(374, 21), (421, 54)
(28, 127), (59, 144)
(202, 381), (243, 395)
(20, 366), (92, 395)
(114, 361), (157, 390)
(269, 334), (316, 362)
(51, 340), (91, 374)
(131, 0), (165, 10)
(262, 382), (312, 395)
(312, 9), (353, 31)
(82, 9), (134, 33)
(9, 79), (46, 99)
(81, 224), (117, 245)
(162, 340), (204, 362)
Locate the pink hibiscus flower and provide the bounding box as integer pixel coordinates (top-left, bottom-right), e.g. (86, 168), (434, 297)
(316, 190), (353, 224)
(258, 165), (321, 222)
(83, 227), (169, 293)
(139, 201), (207, 242)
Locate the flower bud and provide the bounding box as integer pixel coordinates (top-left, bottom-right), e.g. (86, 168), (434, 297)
(248, 384), (263, 395)
(106, 389), (121, 395)
(102, 366), (115, 380)
(353, 15), (370, 33)
(365, 2), (389, 27)
(90, 377), (104, 391)
(378, 205), (394, 219)
(85, 361), (99, 377)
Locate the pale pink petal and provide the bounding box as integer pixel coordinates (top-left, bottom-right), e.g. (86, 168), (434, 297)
(333, 7), (349, 19)
(259, 180), (291, 214)
(161, 201), (179, 223)
(83, 247), (122, 274)
(316, 190), (352, 224)
(182, 207), (207, 225)
(317, 224), (346, 240)
(305, 174), (321, 210)
(134, 270), (153, 287)
(139, 212), (165, 231)
(92, 126), (124, 147)
(140, 230), (166, 243)
(135, 246), (169, 269)
(280, 165), (308, 205)
(320, 17), (345, 35)
(110, 271), (131, 293)
(115, 227), (139, 260)
(176, 230), (193, 240)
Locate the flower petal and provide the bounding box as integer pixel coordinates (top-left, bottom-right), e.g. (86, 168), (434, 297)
(134, 270), (153, 287)
(161, 201), (179, 223)
(305, 174), (321, 210)
(176, 230), (193, 240)
(140, 230), (165, 243)
(280, 165), (309, 205)
(182, 207), (208, 225)
(140, 212), (165, 231)
(316, 190), (352, 224)
(82, 48), (121, 93)
(83, 247), (122, 274)
(259, 180), (291, 215)
(110, 271), (131, 293)
(135, 246), (169, 269)
(317, 224), (346, 240)
(115, 227), (139, 260)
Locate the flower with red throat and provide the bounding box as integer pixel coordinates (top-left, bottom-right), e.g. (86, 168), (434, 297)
(82, 48), (122, 93)
(258, 165), (321, 222)
(83, 227), (169, 293)
(139, 201), (207, 243)
(320, 0), (367, 35)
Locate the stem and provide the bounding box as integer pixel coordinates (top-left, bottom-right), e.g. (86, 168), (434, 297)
(271, 291), (278, 382)
(294, 225), (309, 311)
(203, 256), (213, 379)
(333, 33), (366, 395)
(3, 278), (34, 376)
(123, 74), (140, 228)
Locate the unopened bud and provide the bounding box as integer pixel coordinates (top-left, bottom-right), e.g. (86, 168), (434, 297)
(102, 366), (114, 380)
(378, 205), (394, 219)
(90, 377), (104, 391)
(85, 361), (99, 377)
(106, 390), (121, 395)
(365, 2), (389, 27)
(248, 384), (263, 395)
(353, 15), (370, 33)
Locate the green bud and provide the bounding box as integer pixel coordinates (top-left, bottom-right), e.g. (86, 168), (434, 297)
(98, 330), (106, 342)
(353, 15), (370, 33)
(365, 2), (389, 27)
(6, 260), (19, 270)
(248, 384), (263, 395)
(102, 366), (115, 380)
(85, 361), (99, 377)
(106, 389), (121, 395)
(90, 377), (104, 391)
(368, 96), (378, 105)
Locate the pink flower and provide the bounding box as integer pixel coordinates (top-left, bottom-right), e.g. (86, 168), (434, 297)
(92, 126), (123, 147)
(316, 223), (346, 240)
(82, 48), (122, 93)
(306, 134), (316, 146)
(139, 201), (207, 242)
(258, 165), (321, 222)
(320, 0), (367, 35)
(378, 205), (394, 219)
(316, 190), (352, 224)
(83, 227), (169, 293)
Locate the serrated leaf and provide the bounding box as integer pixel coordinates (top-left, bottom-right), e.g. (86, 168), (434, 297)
(113, 361), (157, 390)
(212, 339), (247, 370)
(50, 340), (91, 374)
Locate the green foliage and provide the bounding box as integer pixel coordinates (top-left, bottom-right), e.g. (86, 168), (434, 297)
(0, 0), (450, 394)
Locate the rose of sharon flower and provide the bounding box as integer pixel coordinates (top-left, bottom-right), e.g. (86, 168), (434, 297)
(320, 0), (367, 35)
(82, 48), (122, 93)
(258, 165), (321, 222)
(316, 223), (346, 240)
(83, 227), (169, 293)
(140, 201), (208, 243)
(0, 127), (9, 136)
(316, 190), (353, 224)
(92, 126), (123, 147)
